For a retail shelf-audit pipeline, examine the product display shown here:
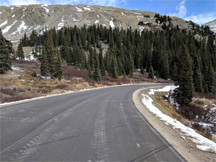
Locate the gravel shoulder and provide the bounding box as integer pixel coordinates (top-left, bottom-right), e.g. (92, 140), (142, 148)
(133, 86), (216, 162)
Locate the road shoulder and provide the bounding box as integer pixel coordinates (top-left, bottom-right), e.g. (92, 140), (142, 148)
(133, 87), (216, 162)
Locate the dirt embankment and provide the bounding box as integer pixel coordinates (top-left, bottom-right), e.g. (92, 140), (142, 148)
(133, 87), (216, 162)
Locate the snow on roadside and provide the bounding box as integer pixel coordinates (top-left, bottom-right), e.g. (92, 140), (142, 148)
(141, 86), (216, 153)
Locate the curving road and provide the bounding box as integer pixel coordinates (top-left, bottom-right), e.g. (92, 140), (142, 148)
(0, 83), (185, 161)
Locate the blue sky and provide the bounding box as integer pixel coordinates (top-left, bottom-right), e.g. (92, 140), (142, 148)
(2, 0), (216, 25)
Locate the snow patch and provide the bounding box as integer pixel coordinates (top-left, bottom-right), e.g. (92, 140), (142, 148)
(131, 11), (142, 15)
(35, 26), (40, 30)
(95, 20), (99, 24)
(72, 18), (77, 22)
(102, 24), (106, 26)
(12, 66), (20, 71)
(76, 6), (82, 12)
(10, 31), (18, 35)
(11, 7), (14, 10)
(121, 12), (126, 16)
(109, 18), (115, 28)
(57, 17), (65, 30)
(41, 5), (49, 14)
(139, 26), (144, 34)
(141, 86), (216, 153)
(11, 40), (19, 42)
(2, 20), (17, 34)
(12, 14), (15, 18)
(17, 21), (28, 33)
(83, 7), (91, 11)
(97, 15), (99, 17)
(0, 19), (8, 28)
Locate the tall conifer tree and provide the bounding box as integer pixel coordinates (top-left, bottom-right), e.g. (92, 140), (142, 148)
(174, 45), (194, 106)
(0, 29), (11, 73)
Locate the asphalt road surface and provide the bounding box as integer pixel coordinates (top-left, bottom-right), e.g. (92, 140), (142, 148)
(0, 83), (185, 161)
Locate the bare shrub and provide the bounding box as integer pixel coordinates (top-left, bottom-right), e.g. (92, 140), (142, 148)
(177, 105), (207, 120)
(63, 66), (87, 79)
(39, 88), (53, 93)
(194, 92), (216, 100)
(192, 122), (212, 139)
(194, 99), (204, 105)
(55, 84), (68, 89)
(1, 95), (33, 103)
(1, 88), (17, 96)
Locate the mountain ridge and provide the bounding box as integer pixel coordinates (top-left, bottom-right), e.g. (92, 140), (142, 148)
(0, 4), (214, 46)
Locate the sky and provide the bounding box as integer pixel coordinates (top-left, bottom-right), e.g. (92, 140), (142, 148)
(1, 0), (216, 25)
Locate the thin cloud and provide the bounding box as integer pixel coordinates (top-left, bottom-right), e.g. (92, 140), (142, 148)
(3, 0), (125, 7)
(168, 0), (215, 25)
(4, 0), (41, 6)
(185, 12), (216, 25)
(169, 0), (186, 17)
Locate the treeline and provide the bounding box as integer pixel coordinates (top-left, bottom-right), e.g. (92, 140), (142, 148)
(17, 23), (216, 96)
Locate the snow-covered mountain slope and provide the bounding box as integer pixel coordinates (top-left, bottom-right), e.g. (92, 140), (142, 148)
(204, 19), (216, 33)
(0, 4), (193, 46)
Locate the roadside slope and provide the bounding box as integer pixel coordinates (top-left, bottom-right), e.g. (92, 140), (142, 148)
(133, 87), (216, 162)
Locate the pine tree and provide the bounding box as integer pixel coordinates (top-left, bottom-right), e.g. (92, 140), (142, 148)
(129, 54), (134, 78)
(40, 47), (48, 76)
(140, 66), (144, 74)
(54, 53), (63, 81)
(171, 62), (177, 81)
(206, 61), (216, 94)
(45, 34), (56, 77)
(61, 39), (72, 65)
(160, 51), (169, 80)
(89, 47), (95, 70)
(17, 41), (24, 60)
(109, 57), (118, 78)
(148, 66), (154, 79)
(93, 58), (101, 82)
(0, 29), (11, 73)
(174, 45), (194, 106)
(87, 64), (93, 79)
(193, 56), (203, 92)
(100, 59), (105, 76)
(193, 69), (203, 92)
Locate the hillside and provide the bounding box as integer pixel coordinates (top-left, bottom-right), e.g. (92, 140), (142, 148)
(0, 4), (195, 46)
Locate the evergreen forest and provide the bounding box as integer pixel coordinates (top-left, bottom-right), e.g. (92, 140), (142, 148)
(13, 19), (216, 104)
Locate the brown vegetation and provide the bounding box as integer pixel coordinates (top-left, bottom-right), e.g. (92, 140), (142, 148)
(0, 60), (171, 104)
(158, 91), (216, 141)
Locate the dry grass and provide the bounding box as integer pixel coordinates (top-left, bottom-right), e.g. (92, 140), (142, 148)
(0, 60), (171, 104)
(153, 92), (189, 126)
(154, 91), (216, 142)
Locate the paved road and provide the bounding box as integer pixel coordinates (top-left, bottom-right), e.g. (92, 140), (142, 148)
(0, 83), (185, 161)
